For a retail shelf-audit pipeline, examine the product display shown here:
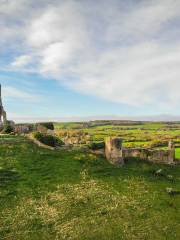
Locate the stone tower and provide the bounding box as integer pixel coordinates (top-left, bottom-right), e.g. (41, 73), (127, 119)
(0, 84), (7, 125)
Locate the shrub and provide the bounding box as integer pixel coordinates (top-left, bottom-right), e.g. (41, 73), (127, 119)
(88, 141), (105, 150)
(33, 132), (64, 147)
(150, 140), (168, 148)
(38, 122), (54, 130)
(2, 123), (14, 134)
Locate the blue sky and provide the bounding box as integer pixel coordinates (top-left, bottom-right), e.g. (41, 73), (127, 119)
(0, 0), (180, 122)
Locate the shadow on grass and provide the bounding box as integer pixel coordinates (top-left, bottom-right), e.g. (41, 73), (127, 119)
(0, 168), (20, 188)
(88, 156), (180, 183)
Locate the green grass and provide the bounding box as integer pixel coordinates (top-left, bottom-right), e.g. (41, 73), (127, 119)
(175, 148), (180, 159)
(0, 135), (180, 239)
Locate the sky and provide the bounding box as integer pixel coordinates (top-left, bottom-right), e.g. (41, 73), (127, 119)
(0, 0), (180, 122)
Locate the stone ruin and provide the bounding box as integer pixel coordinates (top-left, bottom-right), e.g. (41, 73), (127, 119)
(57, 130), (91, 146)
(0, 84), (7, 128)
(105, 137), (124, 166)
(105, 137), (175, 166)
(14, 123), (55, 135)
(0, 84), (15, 132)
(14, 124), (32, 134)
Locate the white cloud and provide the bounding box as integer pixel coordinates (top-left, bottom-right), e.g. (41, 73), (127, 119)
(11, 55), (32, 67)
(1, 0), (180, 111)
(3, 86), (42, 103)
(105, 0), (180, 41)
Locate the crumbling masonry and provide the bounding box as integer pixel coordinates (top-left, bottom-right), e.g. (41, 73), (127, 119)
(105, 137), (124, 166)
(0, 84), (7, 126)
(105, 137), (175, 166)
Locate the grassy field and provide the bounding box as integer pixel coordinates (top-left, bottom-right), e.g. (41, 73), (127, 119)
(0, 133), (180, 240)
(55, 121), (180, 157)
(175, 148), (180, 158)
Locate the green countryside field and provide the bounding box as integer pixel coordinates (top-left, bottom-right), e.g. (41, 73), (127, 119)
(0, 121), (180, 240)
(2, 0), (180, 239)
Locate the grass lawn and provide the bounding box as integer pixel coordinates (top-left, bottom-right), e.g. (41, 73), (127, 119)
(0, 135), (180, 240)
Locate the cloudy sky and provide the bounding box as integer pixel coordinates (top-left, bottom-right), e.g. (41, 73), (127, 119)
(0, 0), (180, 122)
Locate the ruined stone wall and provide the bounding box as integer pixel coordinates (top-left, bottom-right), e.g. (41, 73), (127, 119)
(123, 148), (175, 164)
(36, 124), (48, 134)
(62, 135), (91, 145)
(14, 124), (32, 134)
(14, 123), (56, 135)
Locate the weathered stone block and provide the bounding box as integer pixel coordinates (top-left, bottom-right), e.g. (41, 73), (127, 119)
(105, 137), (124, 166)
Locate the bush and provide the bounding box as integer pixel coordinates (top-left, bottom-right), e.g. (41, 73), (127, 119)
(38, 122), (54, 130)
(88, 141), (105, 150)
(150, 140), (168, 148)
(2, 123), (14, 134)
(33, 132), (64, 147)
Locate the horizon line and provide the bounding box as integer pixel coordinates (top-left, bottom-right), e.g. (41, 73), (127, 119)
(9, 114), (180, 123)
